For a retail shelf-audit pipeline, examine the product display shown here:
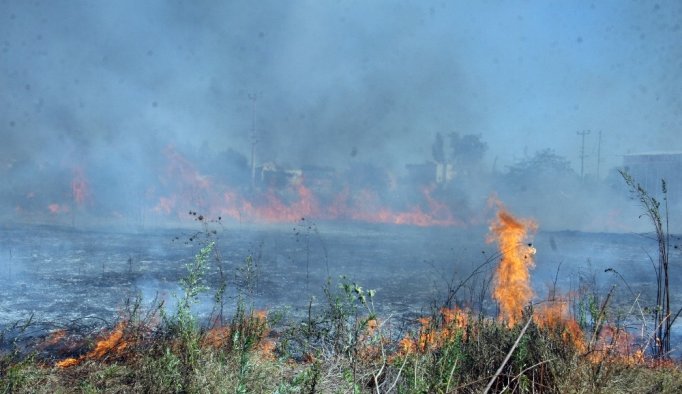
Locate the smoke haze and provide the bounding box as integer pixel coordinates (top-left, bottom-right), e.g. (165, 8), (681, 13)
(2, 0), (681, 230)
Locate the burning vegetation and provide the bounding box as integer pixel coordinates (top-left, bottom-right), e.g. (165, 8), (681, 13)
(149, 146), (465, 227)
(2, 201), (680, 393)
(55, 321), (129, 368)
(487, 200), (538, 326)
(16, 144), (474, 228)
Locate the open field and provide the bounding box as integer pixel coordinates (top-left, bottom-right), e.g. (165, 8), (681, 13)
(1, 222), (679, 330)
(1, 221), (681, 392)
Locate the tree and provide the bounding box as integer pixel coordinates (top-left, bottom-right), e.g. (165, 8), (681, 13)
(449, 132), (488, 168)
(506, 149), (574, 179)
(501, 149), (579, 197)
(432, 133), (445, 164)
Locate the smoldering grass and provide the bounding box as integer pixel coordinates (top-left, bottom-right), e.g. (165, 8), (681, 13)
(3, 205), (682, 392)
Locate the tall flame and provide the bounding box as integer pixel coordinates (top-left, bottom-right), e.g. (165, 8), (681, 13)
(488, 201), (537, 325)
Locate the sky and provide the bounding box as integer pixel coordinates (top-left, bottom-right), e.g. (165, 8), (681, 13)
(1, 0), (681, 200)
(0, 0), (682, 172)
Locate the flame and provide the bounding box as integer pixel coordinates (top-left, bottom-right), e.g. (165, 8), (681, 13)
(487, 201), (537, 326)
(71, 167), (90, 206)
(42, 329), (67, 347)
(399, 337), (416, 354)
(201, 310), (274, 359)
(534, 297), (586, 353)
(343, 187), (460, 227)
(366, 318), (378, 335)
(150, 147), (465, 227)
(56, 321), (128, 368)
(201, 326), (232, 349)
(252, 310), (276, 359)
(587, 325), (645, 365)
(48, 203), (69, 214)
(89, 321), (127, 359)
(256, 181), (320, 223)
(398, 307), (468, 354)
(56, 357), (80, 368)
(153, 196), (176, 215)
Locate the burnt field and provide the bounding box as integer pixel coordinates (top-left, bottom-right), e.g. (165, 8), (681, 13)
(1, 222), (679, 347)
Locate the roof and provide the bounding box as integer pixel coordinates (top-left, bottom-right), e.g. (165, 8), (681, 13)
(623, 151), (682, 157)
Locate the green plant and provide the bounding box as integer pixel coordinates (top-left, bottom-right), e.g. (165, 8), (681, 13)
(158, 241), (214, 387)
(138, 348), (183, 393)
(620, 170), (680, 358)
(0, 354), (37, 394)
(287, 360), (322, 393)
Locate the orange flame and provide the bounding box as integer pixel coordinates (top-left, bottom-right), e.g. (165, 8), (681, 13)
(152, 147), (464, 227)
(398, 308), (468, 355)
(56, 321), (128, 368)
(89, 321), (127, 359)
(587, 324), (645, 365)
(201, 310), (274, 359)
(487, 201), (537, 326)
(56, 357), (80, 368)
(534, 297), (586, 353)
(42, 329), (67, 347)
(201, 326), (232, 349)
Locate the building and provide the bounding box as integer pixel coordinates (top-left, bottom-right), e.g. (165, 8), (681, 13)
(258, 162), (302, 189)
(405, 162), (437, 185)
(405, 161), (455, 186)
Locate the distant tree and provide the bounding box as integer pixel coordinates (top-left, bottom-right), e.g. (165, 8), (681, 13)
(503, 149), (578, 194)
(432, 133), (445, 164)
(506, 149), (574, 179)
(449, 132), (488, 167)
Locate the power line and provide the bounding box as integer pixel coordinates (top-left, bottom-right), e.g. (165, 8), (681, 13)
(248, 93), (258, 191)
(577, 130), (591, 180)
(596, 130), (602, 179)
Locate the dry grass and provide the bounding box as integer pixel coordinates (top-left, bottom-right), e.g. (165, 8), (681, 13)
(2, 299), (681, 393)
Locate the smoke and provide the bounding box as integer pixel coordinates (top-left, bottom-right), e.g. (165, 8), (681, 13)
(1, 1), (681, 230)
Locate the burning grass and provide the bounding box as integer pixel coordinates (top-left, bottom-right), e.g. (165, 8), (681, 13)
(55, 321), (128, 368)
(3, 280), (680, 393)
(2, 205), (681, 392)
(3, 299), (679, 393)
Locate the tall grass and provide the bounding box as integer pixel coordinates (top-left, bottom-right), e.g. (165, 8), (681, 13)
(619, 170), (680, 358)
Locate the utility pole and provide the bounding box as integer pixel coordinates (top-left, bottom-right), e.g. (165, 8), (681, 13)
(577, 130), (591, 180)
(248, 93), (258, 191)
(596, 130), (602, 179)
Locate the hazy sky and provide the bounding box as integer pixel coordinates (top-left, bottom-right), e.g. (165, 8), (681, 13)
(2, 0), (681, 175)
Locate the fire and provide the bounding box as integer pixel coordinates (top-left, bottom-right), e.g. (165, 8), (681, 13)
(587, 325), (645, 365)
(56, 357), (79, 368)
(56, 321), (128, 368)
(151, 147), (464, 227)
(344, 187), (460, 227)
(256, 181), (320, 223)
(487, 201), (537, 326)
(534, 297), (586, 353)
(201, 310), (274, 359)
(153, 196), (176, 215)
(48, 203), (69, 214)
(42, 329), (67, 347)
(71, 167), (90, 206)
(89, 321), (127, 359)
(398, 307), (468, 354)
(201, 326), (231, 349)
